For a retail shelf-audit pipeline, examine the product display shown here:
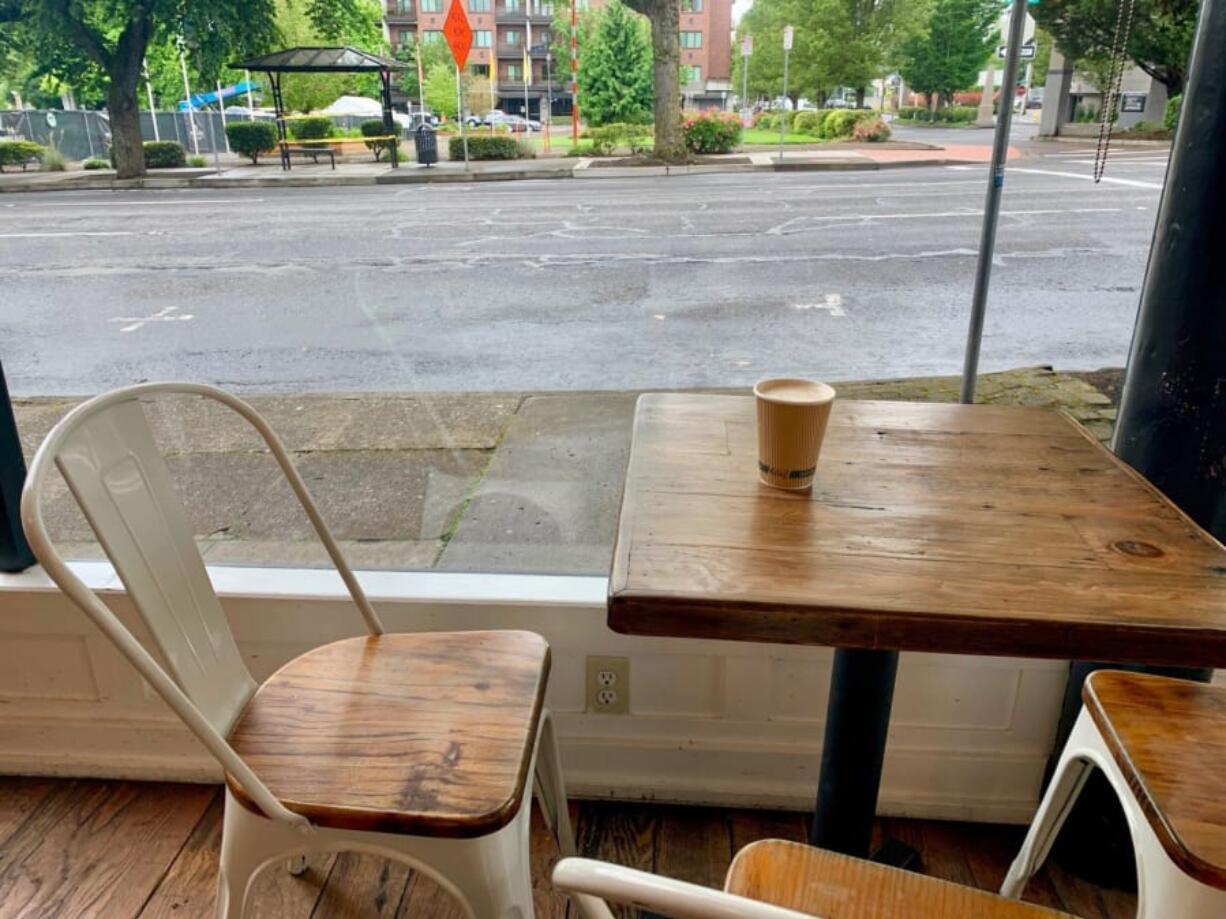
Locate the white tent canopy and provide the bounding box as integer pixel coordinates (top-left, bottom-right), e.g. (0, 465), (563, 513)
(320, 95), (383, 116)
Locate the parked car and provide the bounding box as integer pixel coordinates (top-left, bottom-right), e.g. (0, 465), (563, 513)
(481, 112), (542, 133)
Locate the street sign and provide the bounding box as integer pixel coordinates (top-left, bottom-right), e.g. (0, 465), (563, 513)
(741, 35), (753, 57)
(998, 43), (1037, 59)
(783, 25), (794, 51)
(443, 0), (473, 70)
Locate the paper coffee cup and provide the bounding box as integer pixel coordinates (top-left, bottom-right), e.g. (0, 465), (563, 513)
(754, 379), (836, 490)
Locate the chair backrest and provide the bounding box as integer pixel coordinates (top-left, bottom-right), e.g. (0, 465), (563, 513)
(21, 382), (384, 828)
(552, 857), (812, 919)
(53, 395), (255, 730)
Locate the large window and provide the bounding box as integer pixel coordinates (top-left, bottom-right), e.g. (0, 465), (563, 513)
(681, 0), (703, 11)
(504, 0), (522, 10)
(394, 0), (414, 14)
(680, 31), (702, 48)
(681, 64), (702, 84)
(469, 0), (492, 9)
(504, 29), (522, 45)
(398, 28), (415, 45)
(506, 61), (522, 81)
(422, 28), (444, 42)
(420, 0), (442, 11)
(474, 30), (493, 47)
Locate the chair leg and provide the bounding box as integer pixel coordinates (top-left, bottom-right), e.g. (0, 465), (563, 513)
(217, 788), (314, 919)
(1000, 709), (1098, 898)
(534, 707), (576, 857)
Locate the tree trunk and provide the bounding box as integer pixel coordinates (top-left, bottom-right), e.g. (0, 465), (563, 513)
(855, 87), (866, 108)
(108, 55), (146, 179)
(630, 0), (685, 162)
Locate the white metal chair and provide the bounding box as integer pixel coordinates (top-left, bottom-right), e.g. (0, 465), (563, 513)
(20, 382), (575, 919)
(1001, 669), (1226, 918)
(554, 839), (1078, 919)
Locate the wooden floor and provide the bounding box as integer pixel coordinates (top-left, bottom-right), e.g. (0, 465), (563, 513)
(0, 777), (1137, 918)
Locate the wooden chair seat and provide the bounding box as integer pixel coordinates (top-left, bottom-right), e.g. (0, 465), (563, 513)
(226, 630), (549, 839)
(1083, 670), (1226, 887)
(724, 840), (1077, 918)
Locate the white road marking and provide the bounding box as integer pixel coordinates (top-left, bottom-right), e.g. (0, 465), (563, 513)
(945, 165), (976, 171)
(767, 206), (1121, 233)
(0, 231), (138, 238)
(1010, 168), (1163, 190)
(27, 198), (262, 208)
(794, 293), (846, 316)
(108, 305), (195, 333)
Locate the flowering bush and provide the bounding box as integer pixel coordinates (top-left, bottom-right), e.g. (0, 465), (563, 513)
(851, 117), (891, 143)
(682, 111), (742, 154)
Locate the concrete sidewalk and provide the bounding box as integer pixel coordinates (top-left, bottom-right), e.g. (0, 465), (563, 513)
(15, 367), (1118, 576)
(0, 141), (1019, 193)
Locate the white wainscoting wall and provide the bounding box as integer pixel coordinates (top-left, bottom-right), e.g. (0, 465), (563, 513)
(0, 562), (1068, 824)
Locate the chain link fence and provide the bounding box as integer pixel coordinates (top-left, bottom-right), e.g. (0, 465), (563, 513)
(1, 109), (403, 162)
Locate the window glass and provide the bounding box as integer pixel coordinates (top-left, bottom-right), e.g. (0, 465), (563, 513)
(8, 0), (1170, 581)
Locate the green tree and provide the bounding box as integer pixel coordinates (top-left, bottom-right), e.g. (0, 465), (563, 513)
(422, 61), (486, 120)
(0, 0), (372, 177)
(1030, 26), (1053, 87)
(899, 0), (998, 107)
(579, 0), (653, 126)
(395, 37), (452, 105)
(1034, 0), (1197, 95)
(623, 0), (684, 160)
(274, 0), (385, 113)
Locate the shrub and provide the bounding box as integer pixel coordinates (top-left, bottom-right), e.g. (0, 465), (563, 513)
(82, 157), (110, 170)
(449, 133), (521, 160)
(682, 111), (742, 154)
(566, 143), (596, 157)
(588, 122), (653, 155)
(756, 111), (778, 130)
(821, 109), (861, 139)
(40, 147), (67, 171)
(360, 118), (398, 161)
(225, 121), (278, 164)
(897, 106), (927, 121)
(188, 155), (207, 168)
(851, 116), (891, 143)
(289, 115), (335, 140)
(143, 140), (186, 168)
(516, 138), (536, 159)
(0, 139), (46, 172)
(1164, 94), (1182, 133)
(793, 111), (821, 135)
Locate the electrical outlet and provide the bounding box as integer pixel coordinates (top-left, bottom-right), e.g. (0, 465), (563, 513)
(586, 656), (629, 714)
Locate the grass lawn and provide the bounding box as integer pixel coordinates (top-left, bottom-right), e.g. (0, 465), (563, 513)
(740, 128), (823, 145)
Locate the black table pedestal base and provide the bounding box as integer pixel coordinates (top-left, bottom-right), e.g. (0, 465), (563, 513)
(810, 648), (920, 869)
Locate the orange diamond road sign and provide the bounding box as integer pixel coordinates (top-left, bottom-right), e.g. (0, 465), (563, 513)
(443, 0), (473, 70)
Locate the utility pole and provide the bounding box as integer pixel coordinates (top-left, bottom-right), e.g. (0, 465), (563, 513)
(959, 0), (1027, 403)
(778, 25), (793, 161)
(143, 58), (160, 141)
(176, 36), (200, 155)
(740, 35), (753, 126)
(570, 0), (580, 143)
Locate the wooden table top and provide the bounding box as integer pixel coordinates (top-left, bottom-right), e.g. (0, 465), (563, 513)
(608, 394), (1226, 665)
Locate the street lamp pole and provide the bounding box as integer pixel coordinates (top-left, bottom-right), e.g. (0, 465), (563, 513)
(959, 0), (1027, 403)
(177, 37), (200, 155)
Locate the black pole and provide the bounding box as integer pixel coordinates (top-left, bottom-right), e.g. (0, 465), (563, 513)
(0, 360), (35, 573)
(1113, 0), (1226, 533)
(381, 70), (399, 168)
(1045, 0), (1225, 886)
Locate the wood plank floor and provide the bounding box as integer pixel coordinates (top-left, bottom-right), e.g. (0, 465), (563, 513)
(0, 778), (1136, 918)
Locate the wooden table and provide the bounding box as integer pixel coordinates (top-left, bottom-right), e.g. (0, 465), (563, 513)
(609, 394), (1226, 858)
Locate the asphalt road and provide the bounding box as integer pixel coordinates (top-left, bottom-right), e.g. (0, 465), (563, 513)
(1, 137), (1169, 395)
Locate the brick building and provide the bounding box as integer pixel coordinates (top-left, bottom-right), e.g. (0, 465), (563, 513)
(384, 0), (732, 118)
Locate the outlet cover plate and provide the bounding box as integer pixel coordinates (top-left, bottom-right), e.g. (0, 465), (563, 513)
(586, 656), (630, 714)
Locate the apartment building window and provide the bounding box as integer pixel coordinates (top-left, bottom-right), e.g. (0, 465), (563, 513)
(506, 62), (523, 81)
(469, 0), (492, 9)
(394, 0), (414, 13)
(504, 0), (522, 10)
(398, 28), (415, 44)
(531, 0), (554, 14)
(472, 63), (490, 76)
(423, 29), (445, 42)
(681, 64), (702, 84)
(505, 29), (522, 45)
(680, 31), (702, 48)
(420, 0), (443, 11)
(474, 30), (493, 47)
(537, 30), (551, 46)
(681, 0), (703, 10)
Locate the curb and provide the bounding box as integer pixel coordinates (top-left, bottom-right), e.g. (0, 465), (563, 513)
(0, 153), (997, 193)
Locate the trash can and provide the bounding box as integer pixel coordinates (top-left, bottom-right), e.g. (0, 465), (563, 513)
(414, 124), (438, 167)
